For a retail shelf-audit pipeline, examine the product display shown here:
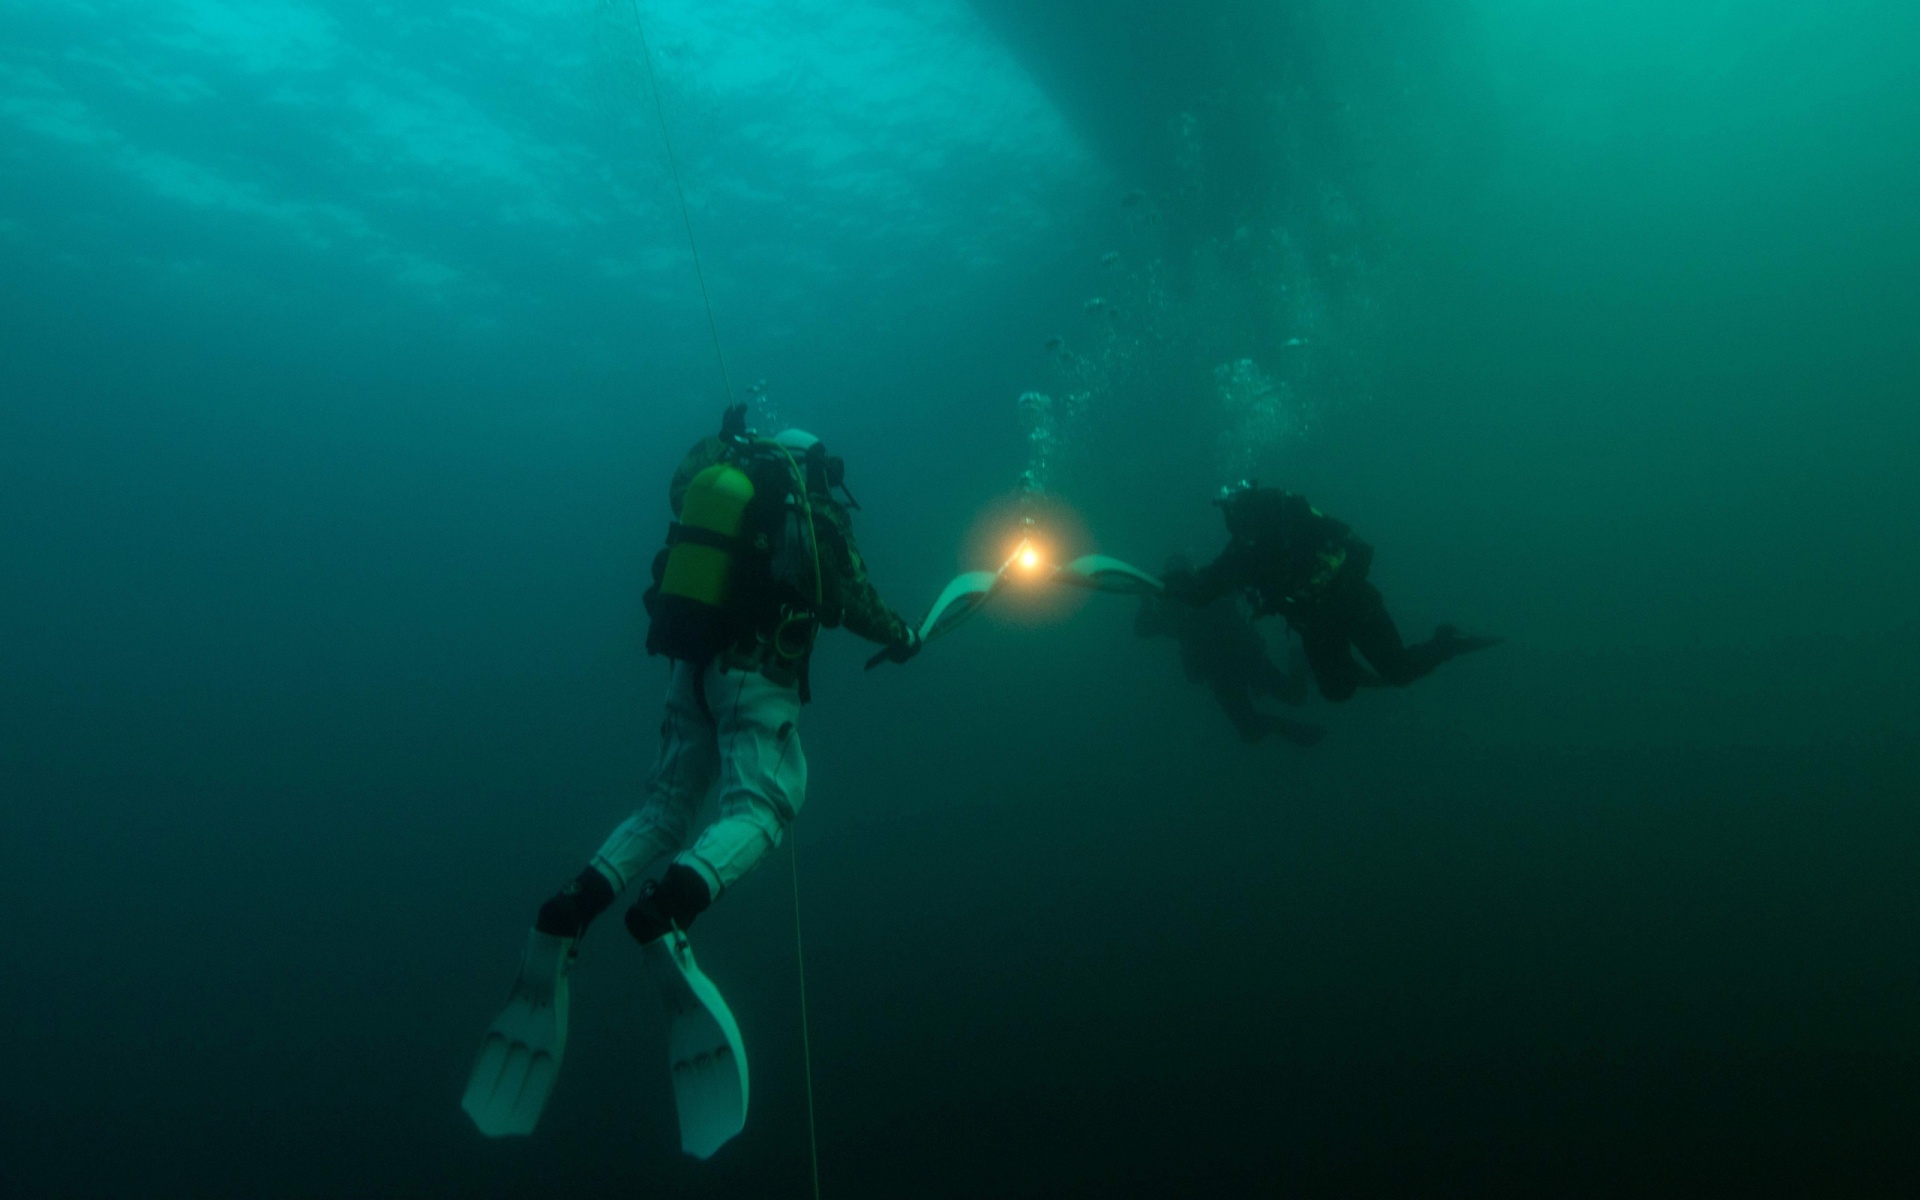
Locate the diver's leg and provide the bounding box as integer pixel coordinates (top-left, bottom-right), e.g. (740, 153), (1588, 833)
(593, 659), (722, 889)
(1300, 617), (1363, 703)
(535, 660), (719, 941)
(1348, 585), (1493, 686)
(629, 663), (806, 942)
(1227, 670), (1327, 745)
(1253, 639), (1312, 707)
(683, 664), (806, 893)
(471, 664), (722, 1138)
(1341, 583), (1432, 686)
(1211, 678), (1270, 744)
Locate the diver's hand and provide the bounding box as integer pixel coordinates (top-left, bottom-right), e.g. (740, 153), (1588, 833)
(865, 630), (922, 671)
(1159, 568), (1201, 604)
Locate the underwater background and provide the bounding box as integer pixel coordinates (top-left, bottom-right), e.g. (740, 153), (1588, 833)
(3, 0), (1918, 1195)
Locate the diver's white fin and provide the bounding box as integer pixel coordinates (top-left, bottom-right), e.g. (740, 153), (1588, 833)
(1051, 554), (1163, 595)
(644, 928), (749, 1159)
(462, 929), (572, 1137)
(917, 568), (1005, 644)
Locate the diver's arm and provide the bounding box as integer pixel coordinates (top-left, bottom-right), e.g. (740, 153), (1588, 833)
(817, 504), (914, 649)
(1163, 546), (1243, 606)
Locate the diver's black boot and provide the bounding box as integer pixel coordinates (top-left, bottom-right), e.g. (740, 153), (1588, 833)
(535, 866), (616, 939)
(1433, 624), (1504, 660)
(1271, 718), (1327, 748)
(625, 864), (713, 946)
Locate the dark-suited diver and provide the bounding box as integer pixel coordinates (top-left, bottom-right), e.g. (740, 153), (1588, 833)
(1136, 553), (1325, 746)
(464, 405), (919, 1145)
(1162, 483), (1500, 702)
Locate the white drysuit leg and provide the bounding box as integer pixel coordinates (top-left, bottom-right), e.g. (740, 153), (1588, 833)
(673, 662), (807, 900)
(589, 659), (720, 891)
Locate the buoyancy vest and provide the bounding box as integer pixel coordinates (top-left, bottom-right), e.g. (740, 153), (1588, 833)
(1222, 488), (1365, 615)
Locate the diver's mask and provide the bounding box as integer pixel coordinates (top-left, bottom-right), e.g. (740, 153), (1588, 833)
(805, 443), (860, 509)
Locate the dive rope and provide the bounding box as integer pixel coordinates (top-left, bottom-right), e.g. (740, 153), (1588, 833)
(628, 6), (822, 1195)
(630, 0), (736, 408)
(789, 836), (825, 1200)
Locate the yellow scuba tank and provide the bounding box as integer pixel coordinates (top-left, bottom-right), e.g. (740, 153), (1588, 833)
(660, 463), (756, 607)
(647, 452), (764, 662)
(646, 413), (826, 666)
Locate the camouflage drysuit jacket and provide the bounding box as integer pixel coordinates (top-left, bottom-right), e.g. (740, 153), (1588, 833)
(663, 436), (912, 687)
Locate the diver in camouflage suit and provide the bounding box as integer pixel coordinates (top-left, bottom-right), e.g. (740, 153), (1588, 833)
(534, 416), (918, 948)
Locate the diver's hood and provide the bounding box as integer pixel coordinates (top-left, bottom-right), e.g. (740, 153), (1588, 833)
(771, 427), (856, 506)
(774, 428), (820, 454)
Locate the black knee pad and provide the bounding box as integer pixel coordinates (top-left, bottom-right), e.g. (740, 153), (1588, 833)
(535, 867), (615, 938)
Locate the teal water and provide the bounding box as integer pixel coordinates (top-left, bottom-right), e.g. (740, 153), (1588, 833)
(3, 2), (1918, 1196)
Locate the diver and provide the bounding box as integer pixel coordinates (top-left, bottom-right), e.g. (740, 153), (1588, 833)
(1162, 483), (1500, 702)
(544, 405), (916, 945)
(464, 404), (919, 1139)
(1135, 553), (1325, 747)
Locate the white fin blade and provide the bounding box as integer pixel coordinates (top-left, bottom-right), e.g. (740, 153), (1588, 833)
(917, 568), (1005, 643)
(1051, 554), (1163, 595)
(645, 930), (749, 1160)
(462, 930), (572, 1137)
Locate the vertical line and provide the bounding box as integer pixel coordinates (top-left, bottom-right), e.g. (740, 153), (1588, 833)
(790, 836), (824, 1200)
(629, 0), (737, 406)
(627, 7), (811, 1190)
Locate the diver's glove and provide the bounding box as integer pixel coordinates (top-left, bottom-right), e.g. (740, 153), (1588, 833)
(864, 629), (923, 671)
